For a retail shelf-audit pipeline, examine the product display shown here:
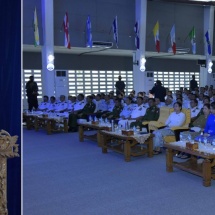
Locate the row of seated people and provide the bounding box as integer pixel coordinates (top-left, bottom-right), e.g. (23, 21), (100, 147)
(33, 88), (215, 158)
(67, 95), (215, 159)
(35, 90), (214, 130)
(35, 86), (215, 115)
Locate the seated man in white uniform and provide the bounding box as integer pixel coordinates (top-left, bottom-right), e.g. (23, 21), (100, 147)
(189, 99), (200, 120)
(95, 94), (114, 119)
(94, 93), (107, 113)
(55, 95), (68, 113)
(118, 97), (137, 120)
(47, 96), (57, 112)
(164, 96), (173, 107)
(37, 95), (49, 111)
(67, 96), (77, 112)
(73, 94), (86, 113)
(118, 96), (146, 129)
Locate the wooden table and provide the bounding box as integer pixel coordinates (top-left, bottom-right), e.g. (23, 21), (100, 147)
(78, 122), (109, 146)
(164, 141), (215, 187)
(99, 130), (153, 162)
(23, 113), (37, 130)
(34, 116), (68, 134)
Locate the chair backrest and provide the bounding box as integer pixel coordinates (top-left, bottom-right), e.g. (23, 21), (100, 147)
(158, 107), (172, 124)
(169, 108), (191, 128)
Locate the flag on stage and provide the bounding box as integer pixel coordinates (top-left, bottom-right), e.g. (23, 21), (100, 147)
(86, 15), (92, 48)
(63, 12), (71, 49)
(170, 24), (176, 54)
(34, 7), (40, 47)
(134, 21), (139, 49)
(153, 21), (160, 53)
(188, 27), (196, 54)
(112, 16), (118, 48)
(205, 31), (211, 55)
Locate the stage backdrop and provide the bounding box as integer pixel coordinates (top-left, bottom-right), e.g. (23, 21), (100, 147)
(0, 1), (21, 215)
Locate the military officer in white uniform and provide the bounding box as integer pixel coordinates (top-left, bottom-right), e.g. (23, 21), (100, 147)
(73, 94), (86, 113)
(37, 95), (49, 111)
(67, 96), (77, 112)
(118, 97), (146, 129)
(118, 97), (137, 119)
(55, 95), (68, 113)
(93, 94), (107, 112)
(189, 99), (200, 119)
(47, 96), (57, 112)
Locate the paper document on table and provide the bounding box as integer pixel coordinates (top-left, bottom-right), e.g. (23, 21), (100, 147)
(190, 127), (201, 132)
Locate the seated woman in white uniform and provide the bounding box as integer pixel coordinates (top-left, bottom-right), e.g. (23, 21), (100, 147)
(153, 102), (186, 154)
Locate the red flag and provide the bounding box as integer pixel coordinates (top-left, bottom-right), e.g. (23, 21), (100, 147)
(170, 25), (176, 54)
(63, 12), (71, 49)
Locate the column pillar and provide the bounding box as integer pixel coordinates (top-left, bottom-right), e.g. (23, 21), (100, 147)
(41, 0), (55, 97)
(133, 0), (148, 94)
(200, 6), (214, 87)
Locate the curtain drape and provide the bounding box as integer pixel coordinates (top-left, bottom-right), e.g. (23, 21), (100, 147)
(0, 1), (21, 215)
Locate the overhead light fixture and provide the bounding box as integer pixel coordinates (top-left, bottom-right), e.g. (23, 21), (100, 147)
(47, 54), (55, 71)
(140, 57), (146, 72)
(47, 63), (55, 71)
(207, 59), (213, 73)
(48, 54), (55, 62)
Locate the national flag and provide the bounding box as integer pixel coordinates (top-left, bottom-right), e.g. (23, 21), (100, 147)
(188, 27), (196, 54)
(153, 21), (160, 53)
(170, 24), (176, 54)
(86, 15), (92, 48)
(205, 31), (211, 55)
(34, 7), (40, 47)
(134, 21), (139, 49)
(63, 12), (71, 49)
(112, 16), (118, 48)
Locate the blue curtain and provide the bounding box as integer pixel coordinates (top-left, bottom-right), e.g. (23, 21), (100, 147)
(0, 1), (21, 215)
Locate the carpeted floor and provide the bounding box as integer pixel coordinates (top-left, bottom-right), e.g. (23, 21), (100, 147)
(23, 128), (215, 215)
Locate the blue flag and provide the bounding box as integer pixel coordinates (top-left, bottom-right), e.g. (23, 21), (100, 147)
(205, 31), (211, 55)
(112, 16), (118, 48)
(86, 15), (92, 48)
(134, 21), (139, 49)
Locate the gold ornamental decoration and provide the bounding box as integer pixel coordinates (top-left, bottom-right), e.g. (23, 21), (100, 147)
(0, 130), (19, 215)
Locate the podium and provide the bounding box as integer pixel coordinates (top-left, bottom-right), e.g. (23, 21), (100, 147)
(0, 130), (19, 215)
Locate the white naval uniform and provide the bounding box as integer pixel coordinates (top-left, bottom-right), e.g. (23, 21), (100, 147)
(73, 100), (86, 112)
(119, 103), (137, 119)
(107, 102), (114, 112)
(153, 111), (186, 149)
(47, 102), (57, 112)
(118, 104), (146, 129)
(38, 102), (50, 111)
(94, 99), (107, 112)
(55, 101), (68, 112)
(67, 101), (77, 111)
(190, 106), (200, 118)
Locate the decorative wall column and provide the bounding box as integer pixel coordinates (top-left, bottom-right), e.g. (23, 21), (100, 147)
(199, 6), (214, 87)
(41, 0), (55, 97)
(0, 130), (19, 215)
(133, 0), (148, 94)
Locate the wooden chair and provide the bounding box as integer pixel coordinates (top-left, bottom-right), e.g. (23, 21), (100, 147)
(163, 108), (191, 143)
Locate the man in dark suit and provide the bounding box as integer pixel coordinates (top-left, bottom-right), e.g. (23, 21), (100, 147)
(190, 75), (198, 92)
(150, 80), (166, 102)
(115, 75), (125, 95)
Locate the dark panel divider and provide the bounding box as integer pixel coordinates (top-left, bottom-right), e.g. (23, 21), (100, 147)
(0, 1), (21, 215)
